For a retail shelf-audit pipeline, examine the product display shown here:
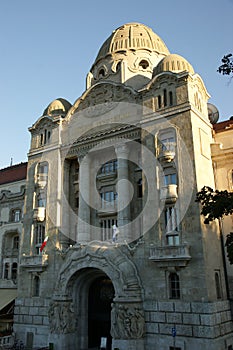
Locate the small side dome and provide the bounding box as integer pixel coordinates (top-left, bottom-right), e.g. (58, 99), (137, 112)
(43, 98), (72, 117)
(153, 54), (195, 76)
(207, 103), (219, 124)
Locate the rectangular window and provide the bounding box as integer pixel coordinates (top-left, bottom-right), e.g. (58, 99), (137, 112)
(12, 209), (21, 222)
(101, 191), (117, 209)
(37, 193), (46, 207)
(37, 163), (48, 184)
(164, 173), (177, 185)
(35, 224), (45, 254)
(169, 273), (180, 299)
(167, 234), (180, 246)
(161, 137), (175, 152)
(165, 206), (179, 233)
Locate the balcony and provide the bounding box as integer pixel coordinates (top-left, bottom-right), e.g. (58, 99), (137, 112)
(36, 174), (48, 189)
(149, 244), (191, 268)
(33, 207), (46, 221)
(20, 254), (48, 271)
(160, 184), (178, 204)
(158, 143), (176, 164)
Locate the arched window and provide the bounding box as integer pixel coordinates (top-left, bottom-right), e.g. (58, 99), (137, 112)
(137, 179), (143, 198)
(163, 89), (167, 107)
(12, 263), (18, 281)
(158, 95), (162, 109)
(98, 68), (105, 78)
(215, 272), (222, 299)
(13, 236), (19, 250)
(169, 272), (180, 299)
(169, 91), (173, 106)
(40, 130), (51, 146)
(33, 276), (40, 297)
(139, 60), (149, 69)
(116, 62), (121, 71)
(4, 263), (9, 279)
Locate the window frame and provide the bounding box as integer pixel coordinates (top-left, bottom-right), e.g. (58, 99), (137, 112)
(169, 272), (180, 299)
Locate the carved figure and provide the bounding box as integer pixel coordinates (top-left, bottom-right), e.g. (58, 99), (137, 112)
(111, 303), (145, 339)
(48, 301), (76, 334)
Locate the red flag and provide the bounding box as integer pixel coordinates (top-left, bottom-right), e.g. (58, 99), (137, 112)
(40, 236), (48, 252)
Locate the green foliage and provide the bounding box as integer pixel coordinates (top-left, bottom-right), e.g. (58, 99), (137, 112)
(196, 187), (233, 264)
(217, 54), (233, 76)
(226, 232), (233, 265)
(195, 186), (233, 224)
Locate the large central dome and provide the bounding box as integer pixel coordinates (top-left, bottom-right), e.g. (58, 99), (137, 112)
(87, 22), (170, 91)
(95, 22), (169, 63)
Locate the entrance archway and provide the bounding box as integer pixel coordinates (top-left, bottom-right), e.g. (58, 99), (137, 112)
(88, 276), (114, 349)
(52, 242), (145, 350)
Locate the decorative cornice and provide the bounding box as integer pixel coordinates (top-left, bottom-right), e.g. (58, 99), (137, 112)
(0, 185), (26, 201)
(62, 124), (141, 159)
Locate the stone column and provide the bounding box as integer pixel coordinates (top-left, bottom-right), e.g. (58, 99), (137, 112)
(60, 159), (70, 247)
(115, 143), (131, 241)
(77, 153), (91, 242)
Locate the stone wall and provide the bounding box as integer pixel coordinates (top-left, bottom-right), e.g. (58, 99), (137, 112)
(14, 297), (49, 347)
(144, 300), (233, 350)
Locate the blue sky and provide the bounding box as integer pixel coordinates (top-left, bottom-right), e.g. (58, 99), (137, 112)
(0, 0), (232, 169)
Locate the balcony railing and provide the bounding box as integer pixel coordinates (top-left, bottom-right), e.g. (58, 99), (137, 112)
(20, 254), (48, 270)
(33, 207), (46, 222)
(0, 334), (14, 347)
(149, 244), (191, 267)
(160, 184), (178, 203)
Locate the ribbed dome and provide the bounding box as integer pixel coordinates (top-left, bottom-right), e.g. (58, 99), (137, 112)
(43, 98), (72, 117)
(95, 22), (170, 63)
(153, 54), (194, 76)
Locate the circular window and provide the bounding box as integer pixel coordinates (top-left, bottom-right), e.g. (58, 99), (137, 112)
(139, 60), (149, 69)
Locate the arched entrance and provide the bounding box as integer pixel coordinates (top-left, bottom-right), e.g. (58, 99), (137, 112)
(88, 276), (114, 349)
(51, 242), (145, 350)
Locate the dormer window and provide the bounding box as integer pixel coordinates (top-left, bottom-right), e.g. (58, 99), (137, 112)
(139, 60), (149, 69)
(98, 68), (106, 79)
(40, 129), (51, 146)
(116, 62), (121, 72)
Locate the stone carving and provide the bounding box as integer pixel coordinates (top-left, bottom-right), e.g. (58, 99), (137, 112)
(74, 83), (136, 117)
(111, 303), (145, 339)
(48, 300), (76, 334)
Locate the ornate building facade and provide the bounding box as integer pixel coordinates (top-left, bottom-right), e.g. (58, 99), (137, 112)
(3, 23), (232, 349)
(0, 162), (27, 344)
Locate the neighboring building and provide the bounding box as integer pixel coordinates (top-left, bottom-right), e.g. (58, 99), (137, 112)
(0, 22), (231, 350)
(0, 162), (27, 343)
(212, 118), (233, 297)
